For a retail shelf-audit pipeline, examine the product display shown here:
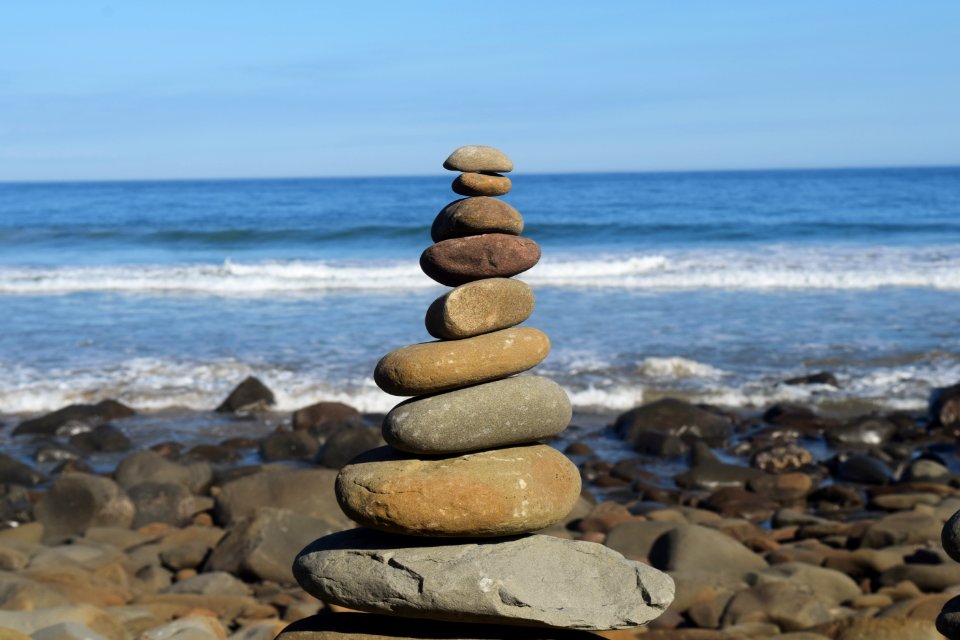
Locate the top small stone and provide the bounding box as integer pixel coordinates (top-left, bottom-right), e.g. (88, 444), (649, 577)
(443, 145), (513, 173)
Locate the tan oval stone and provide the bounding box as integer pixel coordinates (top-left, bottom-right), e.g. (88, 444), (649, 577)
(335, 444), (581, 536)
(420, 234), (541, 287)
(431, 198), (523, 242)
(452, 172), (512, 197)
(425, 278), (534, 339)
(443, 145), (513, 173)
(374, 326), (550, 396)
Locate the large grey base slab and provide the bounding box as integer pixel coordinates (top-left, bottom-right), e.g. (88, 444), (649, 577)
(293, 529), (674, 631)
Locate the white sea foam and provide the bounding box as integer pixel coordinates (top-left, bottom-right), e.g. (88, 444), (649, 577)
(0, 245), (958, 296)
(637, 357), (726, 380)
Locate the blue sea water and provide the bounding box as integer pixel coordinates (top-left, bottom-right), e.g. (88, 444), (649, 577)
(0, 167), (959, 417)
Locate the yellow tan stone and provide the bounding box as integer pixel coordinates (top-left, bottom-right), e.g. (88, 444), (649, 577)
(425, 278), (534, 339)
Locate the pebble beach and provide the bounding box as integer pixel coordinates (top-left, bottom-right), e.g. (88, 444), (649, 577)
(1, 164), (959, 638)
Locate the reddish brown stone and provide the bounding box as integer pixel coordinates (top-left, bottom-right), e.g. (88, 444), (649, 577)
(420, 234), (541, 287)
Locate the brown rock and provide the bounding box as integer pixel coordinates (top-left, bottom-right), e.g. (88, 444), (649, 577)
(292, 401), (361, 433)
(335, 444), (581, 536)
(431, 198), (523, 242)
(425, 278), (534, 340)
(452, 172), (512, 197)
(374, 327), (550, 396)
(420, 234), (540, 287)
(443, 145), (513, 173)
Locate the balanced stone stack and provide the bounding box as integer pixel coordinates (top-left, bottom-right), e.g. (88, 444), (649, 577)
(938, 512), (960, 637)
(288, 146), (674, 637)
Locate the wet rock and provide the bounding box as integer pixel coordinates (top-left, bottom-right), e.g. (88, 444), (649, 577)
(0, 453), (47, 486)
(277, 612), (603, 639)
(292, 401), (361, 434)
(648, 524), (767, 577)
(832, 454), (893, 484)
(629, 430), (689, 457)
(114, 450), (212, 494)
(294, 529), (673, 630)
(215, 376), (275, 413)
(930, 381), (960, 428)
(784, 371), (840, 387)
(68, 424), (131, 454)
(675, 442), (764, 490)
(616, 398), (733, 447)
(751, 442), (814, 473)
(259, 430), (320, 462)
(316, 423), (383, 469)
(34, 473), (135, 542)
(213, 467), (350, 529)
(826, 416), (897, 447)
(762, 403), (836, 433)
(128, 481), (203, 528)
(206, 507), (343, 584)
(12, 400), (135, 437)
(34, 441), (82, 464)
(861, 511), (941, 548)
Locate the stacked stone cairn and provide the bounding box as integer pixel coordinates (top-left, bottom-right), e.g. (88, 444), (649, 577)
(939, 512), (960, 637)
(288, 146), (675, 637)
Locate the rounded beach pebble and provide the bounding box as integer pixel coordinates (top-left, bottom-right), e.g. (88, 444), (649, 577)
(383, 375), (571, 454)
(293, 529), (674, 629)
(374, 326), (550, 396)
(420, 234), (541, 287)
(431, 197), (523, 242)
(443, 145), (513, 173)
(335, 444), (580, 536)
(425, 277), (534, 340)
(452, 172), (512, 197)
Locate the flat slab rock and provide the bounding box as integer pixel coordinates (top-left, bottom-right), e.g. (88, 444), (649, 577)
(336, 444), (580, 536)
(293, 530), (674, 630)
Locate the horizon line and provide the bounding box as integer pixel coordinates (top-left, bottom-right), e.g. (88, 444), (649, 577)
(1, 162), (958, 186)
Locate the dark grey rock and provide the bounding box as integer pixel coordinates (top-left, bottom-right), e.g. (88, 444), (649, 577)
(648, 524), (767, 577)
(784, 371), (839, 387)
(316, 423), (383, 469)
(259, 430), (320, 462)
(0, 453), (47, 486)
(383, 376), (571, 454)
(615, 398), (733, 447)
(69, 424), (131, 454)
(34, 441), (82, 464)
(942, 509), (960, 563)
(213, 467), (350, 528)
(215, 376), (275, 413)
(931, 381), (960, 428)
(294, 529), (673, 630)
(937, 594), (960, 639)
(291, 401), (362, 435)
(34, 473), (135, 542)
(114, 450), (212, 494)
(604, 521), (678, 560)
(826, 416), (896, 447)
(206, 507), (343, 584)
(13, 400), (134, 437)
(833, 454), (892, 485)
(128, 481), (200, 529)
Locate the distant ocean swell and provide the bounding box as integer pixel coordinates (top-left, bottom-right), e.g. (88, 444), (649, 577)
(1, 246), (958, 296)
(2, 354), (957, 416)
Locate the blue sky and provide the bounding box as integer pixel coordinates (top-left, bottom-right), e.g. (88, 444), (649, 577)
(1, 2), (958, 180)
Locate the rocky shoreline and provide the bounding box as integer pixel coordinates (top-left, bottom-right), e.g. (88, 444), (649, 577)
(0, 375), (958, 638)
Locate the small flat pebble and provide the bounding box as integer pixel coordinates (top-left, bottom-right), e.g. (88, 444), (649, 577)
(452, 172), (512, 197)
(443, 145), (513, 173)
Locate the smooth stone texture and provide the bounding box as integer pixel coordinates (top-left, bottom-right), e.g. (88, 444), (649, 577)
(374, 327), (550, 396)
(443, 145), (513, 173)
(648, 524), (768, 577)
(294, 530), (674, 630)
(383, 376), (571, 454)
(452, 172), (512, 197)
(420, 234), (540, 287)
(431, 198), (523, 242)
(425, 278), (534, 340)
(336, 444), (580, 536)
(278, 613), (604, 639)
(34, 473), (135, 542)
(942, 509), (960, 562)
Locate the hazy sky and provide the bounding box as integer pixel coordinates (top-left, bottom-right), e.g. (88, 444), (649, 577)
(1, 2), (958, 181)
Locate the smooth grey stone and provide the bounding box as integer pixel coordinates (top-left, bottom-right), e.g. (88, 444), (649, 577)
(383, 376), (571, 454)
(294, 529), (674, 630)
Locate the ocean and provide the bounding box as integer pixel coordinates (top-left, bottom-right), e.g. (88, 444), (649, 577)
(1, 167), (959, 419)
